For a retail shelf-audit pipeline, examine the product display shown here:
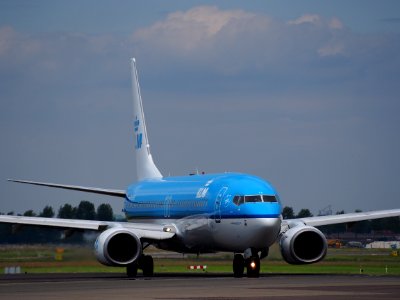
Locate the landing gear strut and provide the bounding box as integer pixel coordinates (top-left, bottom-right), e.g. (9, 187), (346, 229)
(126, 254), (154, 278)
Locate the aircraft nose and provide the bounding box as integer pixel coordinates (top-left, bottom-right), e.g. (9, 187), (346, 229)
(243, 217), (282, 249)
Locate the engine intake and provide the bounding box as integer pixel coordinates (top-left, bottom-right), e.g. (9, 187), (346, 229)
(95, 228), (142, 266)
(279, 225), (327, 264)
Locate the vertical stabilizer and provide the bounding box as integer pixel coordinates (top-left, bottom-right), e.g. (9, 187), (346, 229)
(130, 58), (163, 180)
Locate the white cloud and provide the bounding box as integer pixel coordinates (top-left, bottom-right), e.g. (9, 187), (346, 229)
(0, 26), (16, 56)
(0, 26), (43, 60)
(288, 14), (322, 26)
(167, 6), (254, 37)
(1, 8), (351, 76)
(329, 17), (344, 30)
(318, 42), (345, 57)
(133, 7), (351, 73)
(134, 6), (269, 55)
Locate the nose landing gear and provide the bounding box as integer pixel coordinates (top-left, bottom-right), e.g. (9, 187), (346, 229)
(233, 248), (266, 278)
(246, 255), (260, 278)
(233, 254), (245, 277)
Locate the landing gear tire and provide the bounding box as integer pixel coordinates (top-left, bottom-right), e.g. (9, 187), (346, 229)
(126, 262), (138, 278)
(233, 254), (245, 278)
(127, 255), (154, 278)
(246, 255), (260, 278)
(140, 255), (154, 277)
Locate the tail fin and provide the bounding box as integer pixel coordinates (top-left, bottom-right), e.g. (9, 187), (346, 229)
(130, 58), (162, 180)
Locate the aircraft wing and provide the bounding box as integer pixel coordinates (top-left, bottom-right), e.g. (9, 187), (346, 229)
(7, 179), (126, 198)
(0, 215), (175, 240)
(284, 208), (400, 227)
(3, 180), (174, 240)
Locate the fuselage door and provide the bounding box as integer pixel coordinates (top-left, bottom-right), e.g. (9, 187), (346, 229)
(164, 195), (172, 218)
(215, 187), (228, 223)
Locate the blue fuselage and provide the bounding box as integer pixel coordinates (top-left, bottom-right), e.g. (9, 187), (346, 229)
(123, 173), (282, 253)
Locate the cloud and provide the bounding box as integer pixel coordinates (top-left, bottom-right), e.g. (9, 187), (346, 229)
(318, 42), (345, 57)
(0, 27), (128, 91)
(134, 6), (267, 51)
(329, 17), (344, 30)
(0, 26), (16, 56)
(132, 6), (273, 74)
(0, 26), (42, 60)
(0, 7), (373, 80)
(287, 15), (343, 30)
(132, 6), (352, 74)
(288, 14), (322, 26)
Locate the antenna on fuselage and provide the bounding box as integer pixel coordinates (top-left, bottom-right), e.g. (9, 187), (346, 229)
(130, 58), (163, 181)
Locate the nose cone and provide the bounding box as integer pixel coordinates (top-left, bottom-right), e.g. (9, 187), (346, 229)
(214, 217), (281, 252)
(246, 217), (282, 248)
(229, 202), (282, 251)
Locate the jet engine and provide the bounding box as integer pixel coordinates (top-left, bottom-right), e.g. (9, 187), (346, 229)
(94, 227), (142, 266)
(279, 225), (327, 264)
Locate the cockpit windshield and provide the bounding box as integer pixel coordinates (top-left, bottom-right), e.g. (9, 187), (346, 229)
(233, 195), (278, 205)
(244, 195), (262, 203)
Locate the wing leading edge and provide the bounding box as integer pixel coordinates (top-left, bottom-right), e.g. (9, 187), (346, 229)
(284, 208), (400, 228)
(0, 215), (175, 240)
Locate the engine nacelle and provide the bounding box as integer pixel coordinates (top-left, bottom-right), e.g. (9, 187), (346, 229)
(94, 227), (142, 266)
(279, 225), (327, 265)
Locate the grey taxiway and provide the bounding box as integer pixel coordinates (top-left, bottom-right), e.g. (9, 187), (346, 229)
(0, 273), (399, 300)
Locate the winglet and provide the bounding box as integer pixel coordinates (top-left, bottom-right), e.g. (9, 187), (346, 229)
(130, 58), (163, 180)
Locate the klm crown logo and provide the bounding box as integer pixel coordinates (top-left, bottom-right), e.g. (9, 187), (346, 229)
(134, 116), (140, 132)
(134, 116), (142, 149)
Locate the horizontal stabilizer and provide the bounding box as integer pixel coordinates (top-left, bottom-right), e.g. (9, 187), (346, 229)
(8, 179), (126, 198)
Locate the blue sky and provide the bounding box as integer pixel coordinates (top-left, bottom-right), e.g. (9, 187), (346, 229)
(1, 1), (400, 216)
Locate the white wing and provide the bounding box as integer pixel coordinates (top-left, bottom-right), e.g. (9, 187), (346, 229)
(284, 208), (400, 227)
(0, 215), (175, 240)
(4, 179), (174, 240)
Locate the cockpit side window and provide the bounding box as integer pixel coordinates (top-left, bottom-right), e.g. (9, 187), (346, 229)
(233, 196), (244, 205)
(263, 195), (277, 202)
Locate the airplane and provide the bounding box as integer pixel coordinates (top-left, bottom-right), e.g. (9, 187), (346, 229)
(1, 58), (400, 278)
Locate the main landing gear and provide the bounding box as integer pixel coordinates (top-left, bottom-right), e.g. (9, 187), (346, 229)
(233, 248), (267, 278)
(126, 254), (154, 278)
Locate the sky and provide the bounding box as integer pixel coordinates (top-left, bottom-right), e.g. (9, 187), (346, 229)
(1, 1), (400, 216)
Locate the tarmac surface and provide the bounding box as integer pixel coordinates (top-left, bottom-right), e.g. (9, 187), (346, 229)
(0, 273), (399, 300)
